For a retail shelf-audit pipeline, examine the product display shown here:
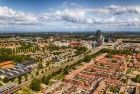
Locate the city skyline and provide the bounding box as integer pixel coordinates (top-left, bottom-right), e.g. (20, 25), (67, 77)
(0, 0), (140, 32)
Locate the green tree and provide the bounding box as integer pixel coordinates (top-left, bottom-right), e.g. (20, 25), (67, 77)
(109, 85), (118, 93)
(11, 78), (15, 82)
(106, 54), (113, 58)
(3, 77), (9, 83)
(30, 78), (41, 91)
(41, 75), (46, 84)
(74, 46), (87, 55)
(24, 74), (28, 81)
(18, 76), (22, 84)
(38, 62), (43, 69)
(126, 68), (132, 74)
(63, 67), (69, 75)
(121, 78), (128, 84)
(0, 81), (3, 86)
(36, 71), (39, 76)
(83, 55), (91, 62)
(134, 75), (140, 83)
(46, 61), (51, 67)
(112, 59), (117, 63)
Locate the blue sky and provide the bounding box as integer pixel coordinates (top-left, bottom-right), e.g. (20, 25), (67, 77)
(0, 0), (140, 32)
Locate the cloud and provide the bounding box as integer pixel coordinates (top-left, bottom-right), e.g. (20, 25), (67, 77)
(89, 5), (140, 15)
(40, 8), (92, 24)
(0, 6), (37, 26)
(0, 5), (140, 31)
(40, 5), (140, 29)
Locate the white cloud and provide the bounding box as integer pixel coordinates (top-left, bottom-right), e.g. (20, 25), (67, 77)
(40, 5), (140, 27)
(90, 5), (140, 15)
(40, 8), (91, 24)
(0, 6), (37, 26)
(0, 5), (140, 31)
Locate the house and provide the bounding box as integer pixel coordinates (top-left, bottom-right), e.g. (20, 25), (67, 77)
(0, 67), (32, 80)
(17, 60), (37, 68)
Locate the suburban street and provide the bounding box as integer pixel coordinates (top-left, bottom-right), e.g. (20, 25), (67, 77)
(2, 47), (102, 94)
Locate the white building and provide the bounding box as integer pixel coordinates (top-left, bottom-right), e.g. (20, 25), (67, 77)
(53, 41), (69, 47)
(82, 41), (93, 50)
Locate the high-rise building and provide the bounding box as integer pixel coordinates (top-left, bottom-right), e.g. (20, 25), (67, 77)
(108, 32), (112, 43)
(96, 30), (103, 46)
(96, 30), (101, 40)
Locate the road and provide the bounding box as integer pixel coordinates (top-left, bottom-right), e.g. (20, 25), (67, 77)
(2, 47), (102, 94)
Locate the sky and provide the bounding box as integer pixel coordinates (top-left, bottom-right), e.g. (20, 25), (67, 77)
(0, 0), (140, 32)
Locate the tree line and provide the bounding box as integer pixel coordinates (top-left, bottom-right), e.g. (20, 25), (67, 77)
(0, 48), (33, 63)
